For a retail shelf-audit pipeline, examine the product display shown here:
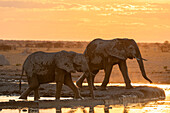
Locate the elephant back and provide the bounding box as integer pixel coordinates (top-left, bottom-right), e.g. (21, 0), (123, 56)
(23, 51), (56, 77)
(85, 39), (108, 56)
(84, 38), (129, 63)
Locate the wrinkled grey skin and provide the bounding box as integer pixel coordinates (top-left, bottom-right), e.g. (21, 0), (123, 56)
(76, 38), (152, 90)
(19, 50), (94, 100)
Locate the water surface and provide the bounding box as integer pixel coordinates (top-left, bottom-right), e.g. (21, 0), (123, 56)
(0, 83), (169, 113)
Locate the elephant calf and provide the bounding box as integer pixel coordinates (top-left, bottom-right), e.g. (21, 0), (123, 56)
(19, 50), (93, 100)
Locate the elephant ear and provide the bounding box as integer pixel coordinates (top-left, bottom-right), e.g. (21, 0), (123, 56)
(56, 51), (76, 73)
(73, 53), (83, 65)
(105, 40), (127, 60)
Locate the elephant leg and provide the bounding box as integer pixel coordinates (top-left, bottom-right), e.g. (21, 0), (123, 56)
(19, 87), (33, 99)
(64, 73), (82, 99)
(76, 72), (86, 88)
(100, 65), (113, 90)
(56, 81), (63, 100)
(86, 74), (95, 99)
(118, 61), (133, 89)
(76, 70), (98, 90)
(91, 70), (99, 90)
(55, 71), (64, 100)
(34, 88), (40, 101)
(19, 75), (39, 100)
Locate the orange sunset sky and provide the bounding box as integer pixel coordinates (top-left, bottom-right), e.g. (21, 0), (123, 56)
(0, 0), (170, 42)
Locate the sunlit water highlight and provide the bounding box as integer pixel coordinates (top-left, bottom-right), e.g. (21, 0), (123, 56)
(0, 83), (169, 113)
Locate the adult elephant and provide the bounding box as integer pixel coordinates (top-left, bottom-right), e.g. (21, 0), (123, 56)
(76, 38), (152, 90)
(19, 50), (94, 100)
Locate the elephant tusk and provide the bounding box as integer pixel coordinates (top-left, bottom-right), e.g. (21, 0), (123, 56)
(134, 56), (147, 61)
(142, 58), (147, 61)
(134, 56), (140, 61)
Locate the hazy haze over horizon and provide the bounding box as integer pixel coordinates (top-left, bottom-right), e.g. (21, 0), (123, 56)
(0, 0), (170, 42)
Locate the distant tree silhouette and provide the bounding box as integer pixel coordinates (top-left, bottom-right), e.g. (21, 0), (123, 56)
(35, 42), (53, 48)
(0, 44), (12, 51)
(54, 42), (64, 48)
(74, 42), (83, 48)
(160, 40), (170, 52)
(65, 42), (83, 48)
(65, 42), (74, 48)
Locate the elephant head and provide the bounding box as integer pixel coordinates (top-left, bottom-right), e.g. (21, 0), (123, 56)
(73, 53), (90, 72)
(105, 39), (152, 83)
(55, 50), (94, 98)
(55, 51), (90, 73)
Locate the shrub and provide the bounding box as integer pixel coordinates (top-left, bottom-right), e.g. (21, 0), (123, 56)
(0, 44), (12, 51)
(54, 42), (64, 48)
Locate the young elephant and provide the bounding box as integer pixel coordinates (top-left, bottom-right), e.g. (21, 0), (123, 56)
(19, 50), (93, 100)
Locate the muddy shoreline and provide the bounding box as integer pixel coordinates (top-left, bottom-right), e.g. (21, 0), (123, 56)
(0, 68), (167, 108)
(0, 73), (165, 98)
(0, 81), (165, 108)
(0, 85), (165, 109)
(0, 71), (166, 100)
(0, 81), (165, 98)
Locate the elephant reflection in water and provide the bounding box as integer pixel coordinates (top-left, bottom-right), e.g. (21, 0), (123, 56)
(27, 106), (110, 113)
(65, 106), (110, 113)
(28, 108), (39, 113)
(24, 107), (61, 113)
(19, 50), (94, 100)
(20, 106), (124, 113)
(76, 38), (152, 90)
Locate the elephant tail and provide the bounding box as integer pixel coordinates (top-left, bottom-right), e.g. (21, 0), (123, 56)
(19, 66), (24, 93)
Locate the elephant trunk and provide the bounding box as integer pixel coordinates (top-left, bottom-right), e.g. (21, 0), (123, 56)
(135, 45), (152, 83)
(83, 56), (94, 99)
(137, 58), (152, 83)
(86, 64), (95, 99)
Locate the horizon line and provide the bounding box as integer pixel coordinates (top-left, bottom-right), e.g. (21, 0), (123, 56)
(0, 38), (168, 43)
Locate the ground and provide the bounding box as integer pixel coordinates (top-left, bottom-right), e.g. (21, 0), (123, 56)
(0, 42), (169, 108)
(0, 82), (165, 108)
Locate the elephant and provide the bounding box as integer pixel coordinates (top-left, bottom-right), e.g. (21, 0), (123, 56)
(76, 38), (152, 90)
(19, 50), (94, 100)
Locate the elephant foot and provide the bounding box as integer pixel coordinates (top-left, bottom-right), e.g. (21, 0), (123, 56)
(98, 86), (107, 90)
(19, 96), (27, 100)
(55, 98), (60, 101)
(93, 86), (97, 90)
(74, 95), (84, 100)
(125, 85), (133, 89)
(34, 97), (40, 101)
